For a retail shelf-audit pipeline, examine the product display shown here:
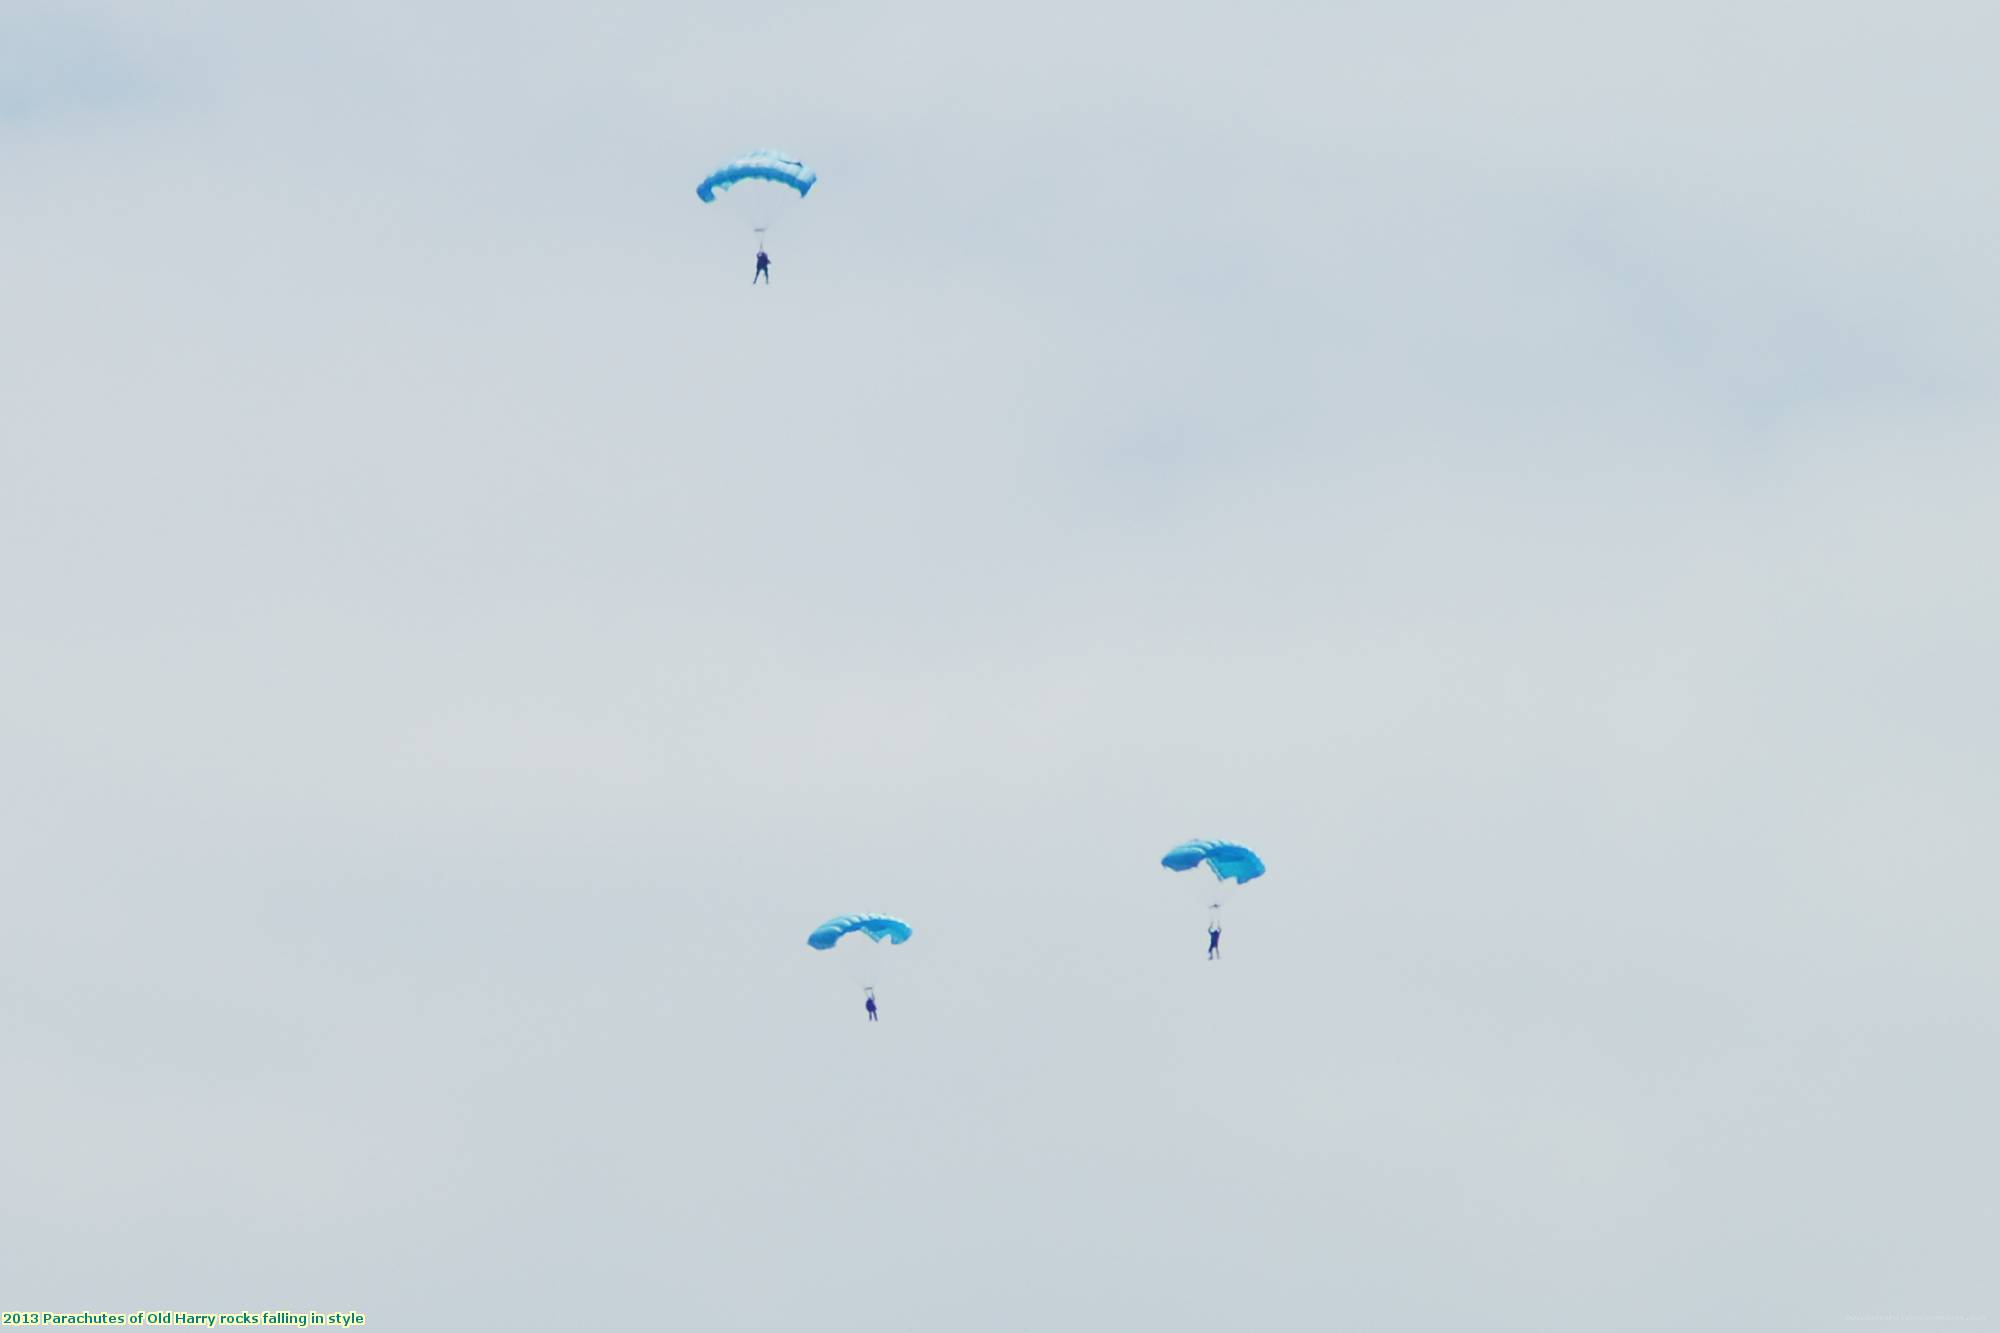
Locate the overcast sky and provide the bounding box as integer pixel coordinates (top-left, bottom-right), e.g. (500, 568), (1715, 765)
(3, 2), (1996, 1329)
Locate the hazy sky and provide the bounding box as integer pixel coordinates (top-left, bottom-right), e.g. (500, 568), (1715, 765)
(4, 2), (1996, 1329)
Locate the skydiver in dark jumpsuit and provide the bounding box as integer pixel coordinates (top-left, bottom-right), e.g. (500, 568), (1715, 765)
(753, 249), (770, 284)
(864, 988), (878, 1021)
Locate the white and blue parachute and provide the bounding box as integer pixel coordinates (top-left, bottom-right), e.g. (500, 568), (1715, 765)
(1160, 840), (1266, 884)
(698, 149), (818, 245)
(696, 150), (818, 204)
(1162, 840), (1264, 929)
(807, 913), (913, 951)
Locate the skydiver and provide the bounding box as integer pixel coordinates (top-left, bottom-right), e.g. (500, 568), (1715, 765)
(1208, 911), (1221, 961)
(753, 248), (770, 284)
(864, 987), (878, 1022)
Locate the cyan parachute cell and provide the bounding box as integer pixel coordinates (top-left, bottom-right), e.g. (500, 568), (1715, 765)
(807, 914), (913, 951)
(696, 150), (818, 203)
(1161, 840), (1266, 884)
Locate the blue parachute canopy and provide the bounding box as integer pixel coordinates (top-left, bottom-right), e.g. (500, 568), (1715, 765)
(807, 913), (913, 951)
(1161, 840), (1266, 884)
(696, 150), (818, 203)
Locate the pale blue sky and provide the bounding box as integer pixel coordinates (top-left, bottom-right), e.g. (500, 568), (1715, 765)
(4, 3), (1996, 1329)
